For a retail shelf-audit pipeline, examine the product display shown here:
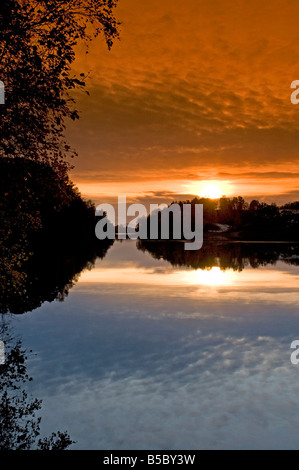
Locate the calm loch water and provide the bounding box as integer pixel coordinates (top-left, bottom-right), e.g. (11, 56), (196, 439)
(6, 240), (299, 449)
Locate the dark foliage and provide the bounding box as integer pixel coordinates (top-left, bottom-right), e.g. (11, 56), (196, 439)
(137, 239), (299, 271)
(142, 196), (299, 241)
(0, 322), (75, 449)
(0, 157), (114, 314)
(0, 0), (119, 174)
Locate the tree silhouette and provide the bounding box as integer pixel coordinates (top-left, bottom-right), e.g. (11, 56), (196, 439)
(0, 0), (119, 174)
(137, 239), (299, 272)
(0, 320), (74, 449)
(0, 157), (114, 315)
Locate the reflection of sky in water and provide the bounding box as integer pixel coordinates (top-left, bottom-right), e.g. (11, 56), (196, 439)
(11, 241), (299, 449)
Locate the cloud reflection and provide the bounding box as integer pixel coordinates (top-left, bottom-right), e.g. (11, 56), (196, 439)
(11, 240), (299, 449)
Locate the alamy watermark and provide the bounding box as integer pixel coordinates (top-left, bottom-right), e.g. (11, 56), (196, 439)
(95, 196), (203, 251)
(290, 340), (299, 365)
(0, 340), (5, 365)
(0, 81), (5, 104)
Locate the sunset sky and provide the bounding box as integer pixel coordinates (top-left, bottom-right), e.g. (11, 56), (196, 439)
(67, 0), (299, 207)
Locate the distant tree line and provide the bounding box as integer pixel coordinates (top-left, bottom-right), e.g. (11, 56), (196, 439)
(169, 196), (299, 240)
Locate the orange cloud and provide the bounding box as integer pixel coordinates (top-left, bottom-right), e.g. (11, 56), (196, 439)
(67, 0), (299, 203)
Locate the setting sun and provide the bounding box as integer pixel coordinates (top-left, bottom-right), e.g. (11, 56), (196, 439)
(186, 180), (232, 199)
(201, 183), (224, 199)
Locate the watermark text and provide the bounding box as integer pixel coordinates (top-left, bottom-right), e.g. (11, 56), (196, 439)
(95, 197), (203, 251)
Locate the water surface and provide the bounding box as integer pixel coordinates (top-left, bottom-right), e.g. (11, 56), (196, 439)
(7, 240), (299, 449)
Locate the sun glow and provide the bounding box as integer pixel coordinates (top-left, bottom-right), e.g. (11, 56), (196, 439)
(182, 267), (236, 286)
(202, 183), (223, 199)
(185, 180), (232, 199)
(78, 265), (236, 287)
(200, 181), (230, 199)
